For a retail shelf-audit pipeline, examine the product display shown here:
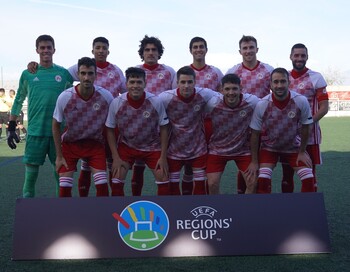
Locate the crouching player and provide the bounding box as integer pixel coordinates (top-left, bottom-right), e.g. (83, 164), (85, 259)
(206, 74), (259, 194)
(52, 57), (113, 197)
(105, 67), (170, 196)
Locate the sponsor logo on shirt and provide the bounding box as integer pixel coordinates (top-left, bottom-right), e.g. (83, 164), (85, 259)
(157, 73), (164, 79)
(143, 111), (151, 118)
(239, 110), (247, 117)
(33, 77), (39, 82)
(205, 73), (212, 80)
(194, 105), (201, 112)
(108, 72), (114, 78)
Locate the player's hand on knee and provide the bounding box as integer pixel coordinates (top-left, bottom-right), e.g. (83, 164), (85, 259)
(7, 121), (20, 149)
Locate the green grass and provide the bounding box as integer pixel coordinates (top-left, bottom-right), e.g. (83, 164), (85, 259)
(1, 117), (350, 272)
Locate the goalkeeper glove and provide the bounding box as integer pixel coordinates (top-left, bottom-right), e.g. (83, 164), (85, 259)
(7, 120), (20, 149)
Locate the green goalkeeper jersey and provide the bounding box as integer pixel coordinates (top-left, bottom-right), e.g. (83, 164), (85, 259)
(11, 64), (73, 137)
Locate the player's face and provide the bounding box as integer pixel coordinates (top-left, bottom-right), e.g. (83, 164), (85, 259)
(92, 42), (109, 62)
(191, 41), (207, 61)
(239, 41), (258, 63)
(221, 82), (241, 108)
(290, 48), (308, 71)
(143, 44), (159, 65)
(270, 72), (290, 101)
(36, 41), (55, 65)
(127, 76), (146, 100)
(177, 74), (196, 98)
(78, 65), (96, 89)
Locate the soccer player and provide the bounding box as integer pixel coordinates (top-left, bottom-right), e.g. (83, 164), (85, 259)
(7, 34), (73, 198)
(248, 67), (315, 193)
(26, 37), (126, 197)
(226, 35), (274, 194)
(159, 66), (219, 195)
(8, 89), (27, 140)
(280, 43), (329, 192)
(131, 35), (176, 196)
(105, 67), (170, 196)
(0, 88), (11, 140)
(71, 37), (127, 197)
(206, 74), (259, 194)
(53, 57), (112, 197)
(181, 36), (224, 195)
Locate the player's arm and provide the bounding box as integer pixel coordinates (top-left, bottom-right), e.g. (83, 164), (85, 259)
(52, 118), (68, 172)
(296, 124), (312, 168)
(313, 95), (329, 122)
(106, 126), (128, 178)
(156, 124), (169, 178)
(245, 129), (260, 180)
(27, 61), (39, 73)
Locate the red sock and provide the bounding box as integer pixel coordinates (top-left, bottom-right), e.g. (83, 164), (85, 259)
(111, 182), (125, 196)
(281, 163), (295, 193)
(131, 165), (145, 196)
(78, 170), (91, 197)
(169, 182), (181, 195)
(256, 177), (271, 194)
(59, 187), (72, 197)
(96, 183), (109, 196)
(193, 180), (206, 195)
(301, 177), (315, 192)
(237, 172), (246, 194)
(157, 182), (170, 195)
(181, 181), (193, 195)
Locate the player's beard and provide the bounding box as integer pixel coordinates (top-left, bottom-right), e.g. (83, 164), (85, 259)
(292, 60), (306, 71)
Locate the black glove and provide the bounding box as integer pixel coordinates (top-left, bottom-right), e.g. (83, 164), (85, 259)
(7, 120), (20, 149)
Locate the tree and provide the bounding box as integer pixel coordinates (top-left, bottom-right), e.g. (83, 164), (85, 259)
(322, 66), (344, 86)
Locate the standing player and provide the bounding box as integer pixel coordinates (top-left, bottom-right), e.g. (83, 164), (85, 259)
(105, 67), (170, 196)
(8, 89), (27, 140)
(248, 68), (315, 193)
(53, 57), (112, 197)
(130, 35), (176, 196)
(206, 74), (259, 194)
(72, 37), (127, 197)
(7, 34), (73, 198)
(226, 35), (274, 194)
(159, 66), (218, 195)
(280, 43), (329, 192)
(0, 88), (11, 140)
(180, 36), (224, 195)
(26, 37), (126, 196)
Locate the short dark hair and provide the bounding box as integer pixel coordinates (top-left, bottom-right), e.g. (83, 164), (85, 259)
(270, 67), (290, 81)
(0, 88), (5, 93)
(36, 34), (55, 49)
(125, 67), (146, 81)
(221, 73), (241, 86)
(93, 37), (109, 47)
(291, 43), (308, 55)
(239, 35), (257, 48)
(78, 57), (96, 71)
(138, 35), (164, 61)
(189, 37), (207, 50)
(176, 66), (196, 81)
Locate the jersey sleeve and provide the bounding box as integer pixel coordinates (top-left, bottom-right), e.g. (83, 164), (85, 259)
(67, 64), (79, 81)
(11, 71), (28, 116)
(53, 90), (72, 122)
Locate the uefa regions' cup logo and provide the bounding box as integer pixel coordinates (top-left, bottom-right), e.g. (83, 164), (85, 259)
(112, 201), (169, 251)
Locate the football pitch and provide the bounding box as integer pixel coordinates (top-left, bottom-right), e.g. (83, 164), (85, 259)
(0, 117), (349, 272)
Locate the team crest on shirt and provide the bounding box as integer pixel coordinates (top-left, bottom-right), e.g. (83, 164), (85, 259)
(288, 111), (296, 118)
(55, 75), (62, 82)
(205, 73), (212, 80)
(143, 111), (151, 118)
(157, 73), (164, 79)
(257, 73), (264, 79)
(298, 83), (305, 89)
(193, 105), (201, 112)
(108, 72), (115, 78)
(239, 110), (247, 117)
(93, 103), (101, 111)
